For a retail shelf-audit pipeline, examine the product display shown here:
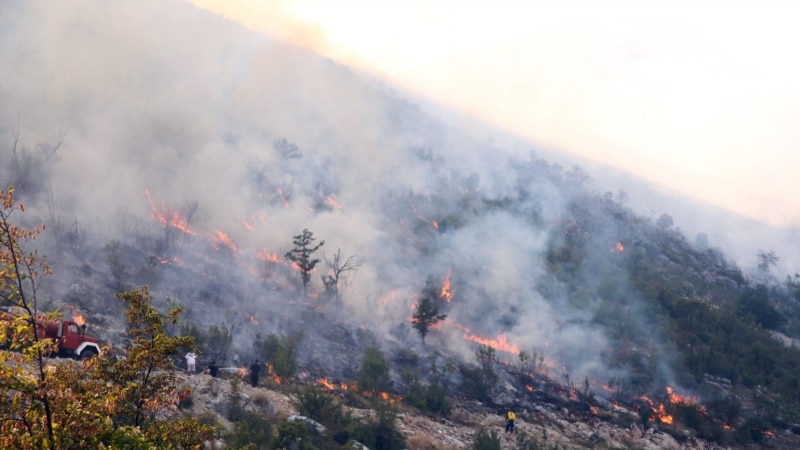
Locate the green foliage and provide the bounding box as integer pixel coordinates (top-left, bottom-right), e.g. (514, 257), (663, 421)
(253, 332), (302, 379)
(295, 385), (352, 430)
(472, 428), (501, 450)
(0, 192), (215, 449)
(271, 421), (317, 450)
(103, 239), (126, 289)
(358, 345), (390, 393)
(402, 355), (453, 417)
(206, 324), (233, 363)
(227, 412), (274, 450)
(284, 228), (324, 294)
(351, 405), (406, 450)
(459, 345), (499, 402)
(411, 280), (447, 343)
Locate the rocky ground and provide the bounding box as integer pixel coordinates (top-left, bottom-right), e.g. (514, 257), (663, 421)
(178, 371), (737, 450)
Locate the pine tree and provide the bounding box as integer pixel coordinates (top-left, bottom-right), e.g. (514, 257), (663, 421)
(411, 294), (447, 344)
(284, 229), (324, 295)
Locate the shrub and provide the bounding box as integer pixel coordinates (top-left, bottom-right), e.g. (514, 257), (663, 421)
(471, 428), (500, 450)
(227, 412), (273, 450)
(358, 345), (390, 393)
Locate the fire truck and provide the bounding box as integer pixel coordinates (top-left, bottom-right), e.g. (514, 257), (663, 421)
(0, 309), (102, 360)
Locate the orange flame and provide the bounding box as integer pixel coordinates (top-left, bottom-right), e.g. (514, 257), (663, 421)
(212, 229), (239, 253)
(277, 188), (289, 207)
(432, 220), (439, 230)
(144, 189), (198, 236)
(266, 363), (282, 384)
(256, 249), (283, 264)
(67, 305), (86, 327)
(464, 333), (519, 354)
(325, 195), (342, 210)
(248, 314), (259, 325)
(440, 269), (454, 302)
(611, 242), (624, 252)
(318, 378), (336, 390)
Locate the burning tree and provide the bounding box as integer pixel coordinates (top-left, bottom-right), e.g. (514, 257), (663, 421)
(411, 278), (447, 344)
(284, 228), (324, 295)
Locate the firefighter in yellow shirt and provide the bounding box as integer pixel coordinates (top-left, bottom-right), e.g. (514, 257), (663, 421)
(505, 409), (516, 433)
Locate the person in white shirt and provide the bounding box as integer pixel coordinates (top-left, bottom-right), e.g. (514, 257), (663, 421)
(185, 351), (197, 373)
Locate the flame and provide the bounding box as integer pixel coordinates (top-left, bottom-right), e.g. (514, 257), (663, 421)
(257, 249), (283, 264)
(277, 188), (289, 207)
(212, 229), (239, 252)
(610, 242), (624, 252)
(440, 269), (454, 302)
(248, 314), (259, 325)
(432, 220), (439, 230)
(238, 367), (247, 377)
(525, 384), (535, 392)
(265, 363), (283, 384)
(67, 305), (86, 327)
(318, 378), (336, 390)
(239, 218), (254, 231)
(144, 189), (198, 236)
(464, 332), (519, 354)
(325, 195), (342, 210)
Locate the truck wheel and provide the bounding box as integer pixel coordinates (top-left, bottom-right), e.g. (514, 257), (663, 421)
(79, 348), (98, 360)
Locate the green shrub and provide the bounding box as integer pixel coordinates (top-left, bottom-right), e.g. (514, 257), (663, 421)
(358, 345), (390, 393)
(227, 412), (273, 450)
(471, 428), (500, 450)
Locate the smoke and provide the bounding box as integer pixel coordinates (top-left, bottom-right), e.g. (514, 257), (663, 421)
(0, 0), (693, 391)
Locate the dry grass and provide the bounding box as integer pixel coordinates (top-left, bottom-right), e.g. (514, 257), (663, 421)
(252, 390), (271, 408)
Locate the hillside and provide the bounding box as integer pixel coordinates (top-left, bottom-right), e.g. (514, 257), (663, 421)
(2, 1), (800, 449)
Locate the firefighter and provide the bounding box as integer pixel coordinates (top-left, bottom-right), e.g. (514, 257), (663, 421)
(505, 409), (516, 433)
(208, 360), (219, 378)
(249, 360), (261, 387)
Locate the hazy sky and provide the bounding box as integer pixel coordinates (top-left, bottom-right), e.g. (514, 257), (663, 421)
(190, 0), (800, 228)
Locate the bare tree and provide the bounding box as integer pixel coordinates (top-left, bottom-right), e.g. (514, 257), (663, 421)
(6, 117), (65, 198)
(321, 248), (360, 300)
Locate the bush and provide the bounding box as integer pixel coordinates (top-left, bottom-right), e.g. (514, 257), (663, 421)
(351, 405), (406, 450)
(254, 332), (302, 379)
(471, 428), (501, 450)
(358, 345), (390, 393)
(270, 421), (317, 450)
(295, 385), (352, 430)
(227, 412), (273, 450)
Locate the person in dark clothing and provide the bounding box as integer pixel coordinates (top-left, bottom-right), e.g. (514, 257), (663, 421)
(249, 360), (261, 387)
(208, 360), (219, 378)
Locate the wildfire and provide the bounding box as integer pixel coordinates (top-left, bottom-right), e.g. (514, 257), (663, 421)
(325, 195), (342, 210)
(247, 314), (259, 325)
(144, 189), (198, 236)
(611, 242), (624, 252)
(276, 188), (289, 207)
(432, 220), (439, 230)
(464, 332), (519, 354)
(67, 305), (87, 327)
(318, 378), (336, 390)
(256, 249), (283, 264)
(212, 229), (239, 253)
(266, 363), (282, 384)
(440, 269), (454, 302)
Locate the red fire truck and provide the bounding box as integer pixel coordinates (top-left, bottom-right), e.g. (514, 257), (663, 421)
(1, 309), (101, 360)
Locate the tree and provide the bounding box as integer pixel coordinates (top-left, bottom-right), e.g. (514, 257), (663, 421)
(0, 187), (216, 448)
(411, 293), (446, 344)
(321, 248), (360, 301)
(656, 213), (674, 230)
(285, 228), (324, 295)
(756, 250), (780, 272)
(358, 345), (390, 393)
